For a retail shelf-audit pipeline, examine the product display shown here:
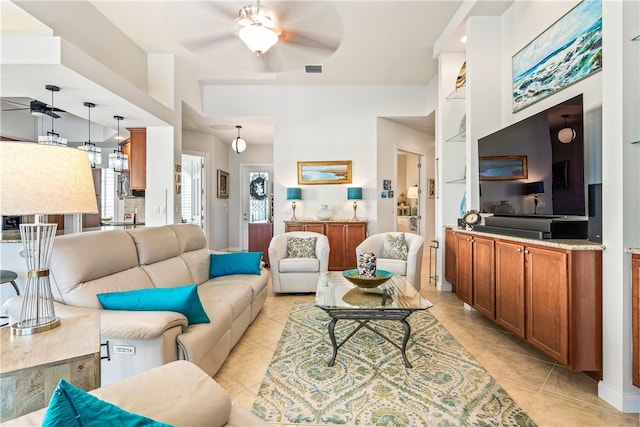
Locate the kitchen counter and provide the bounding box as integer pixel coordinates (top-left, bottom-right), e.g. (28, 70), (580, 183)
(1, 224), (146, 243)
(627, 248), (640, 255)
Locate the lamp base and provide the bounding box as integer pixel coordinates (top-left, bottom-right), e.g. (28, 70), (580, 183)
(352, 201), (358, 221)
(12, 317), (61, 336)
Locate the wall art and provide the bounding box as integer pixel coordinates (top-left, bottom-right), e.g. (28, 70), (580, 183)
(217, 169), (229, 198)
(512, 0), (602, 112)
(297, 160), (352, 185)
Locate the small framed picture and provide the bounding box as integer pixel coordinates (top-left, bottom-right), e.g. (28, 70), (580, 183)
(382, 179), (392, 190)
(388, 190), (394, 198)
(381, 191), (388, 198)
(217, 170), (229, 199)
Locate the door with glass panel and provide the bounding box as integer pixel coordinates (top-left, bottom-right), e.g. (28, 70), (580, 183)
(241, 165), (273, 266)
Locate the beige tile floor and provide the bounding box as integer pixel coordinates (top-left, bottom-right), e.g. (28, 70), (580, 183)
(214, 257), (640, 427)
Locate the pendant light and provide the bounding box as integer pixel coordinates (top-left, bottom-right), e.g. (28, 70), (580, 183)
(78, 102), (101, 167)
(37, 85), (67, 146)
(109, 115), (129, 172)
(558, 114), (576, 144)
(232, 125), (247, 154)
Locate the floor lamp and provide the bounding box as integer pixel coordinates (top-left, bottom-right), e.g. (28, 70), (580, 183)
(0, 142), (97, 335)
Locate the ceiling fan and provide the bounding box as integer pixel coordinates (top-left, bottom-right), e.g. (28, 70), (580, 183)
(168, 1), (343, 73)
(1, 85), (66, 118)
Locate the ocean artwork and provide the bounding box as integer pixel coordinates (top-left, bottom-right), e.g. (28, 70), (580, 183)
(512, 0), (602, 112)
(297, 160), (352, 185)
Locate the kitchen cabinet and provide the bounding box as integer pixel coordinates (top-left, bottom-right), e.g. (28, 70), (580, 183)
(284, 221), (367, 270)
(444, 228), (458, 286)
(248, 223), (273, 267)
(446, 227), (602, 372)
(123, 128), (146, 190)
(633, 253), (639, 388)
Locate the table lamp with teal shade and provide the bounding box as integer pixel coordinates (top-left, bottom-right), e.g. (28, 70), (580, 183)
(347, 187), (362, 220)
(286, 187), (301, 221)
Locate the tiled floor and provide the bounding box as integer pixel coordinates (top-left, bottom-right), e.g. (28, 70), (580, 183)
(214, 257), (640, 426)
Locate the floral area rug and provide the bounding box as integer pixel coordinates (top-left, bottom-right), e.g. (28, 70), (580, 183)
(252, 302), (536, 426)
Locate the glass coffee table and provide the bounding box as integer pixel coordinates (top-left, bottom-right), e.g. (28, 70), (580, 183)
(315, 272), (432, 368)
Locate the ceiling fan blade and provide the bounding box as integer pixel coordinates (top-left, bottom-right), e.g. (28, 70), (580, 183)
(43, 110), (61, 119)
(182, 33), (237, 53)
(1, 107), (30, 112)
(280, 29), (341, 53)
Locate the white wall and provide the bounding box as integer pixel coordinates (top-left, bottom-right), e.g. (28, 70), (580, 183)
(202, 85), (433, 236)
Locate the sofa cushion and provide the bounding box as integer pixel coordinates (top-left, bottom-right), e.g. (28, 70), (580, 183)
(97, 284), (210, 325)
(127, 226), (181, 265)
(42, 379), (170, 427)
(209, 252), (262, 278)
(286, 236), (317, 258)
(278, 257), (320, 273)
(382, 233), (408, 260)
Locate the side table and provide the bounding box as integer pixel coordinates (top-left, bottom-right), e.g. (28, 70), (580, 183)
(1, 313), (101, 421)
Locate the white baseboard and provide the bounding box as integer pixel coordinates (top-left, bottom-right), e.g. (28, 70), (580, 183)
(598, 381), (640, 413)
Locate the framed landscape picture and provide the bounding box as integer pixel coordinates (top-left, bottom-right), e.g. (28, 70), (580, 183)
(479, 156), (528, 181)
(512, 0), (602, 112)
(298, 160), (352, 185)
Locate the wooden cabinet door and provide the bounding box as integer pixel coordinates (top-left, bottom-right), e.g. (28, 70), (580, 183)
(444, 228), (457, 285)
(127, 128), (146, 190)
(326, 223), (348, 270)
(304, 223), (326, 233)
(495, 240), (526, 337)
(455, 232), (473, 305)
(526, 245), (569, 364)
(472, 236), (495, 319)
(633, 254), (640, 387)
(343, 223), (366, 270)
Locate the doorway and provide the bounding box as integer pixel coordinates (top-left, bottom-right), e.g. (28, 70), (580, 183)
(240, 164), (274, 264)
(181, 153), (206, 231)
(397, 150), (422, 235)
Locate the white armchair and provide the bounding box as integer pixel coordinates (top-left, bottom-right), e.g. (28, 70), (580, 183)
(355, 232), (425, 290)
(268, 232), (330, 293)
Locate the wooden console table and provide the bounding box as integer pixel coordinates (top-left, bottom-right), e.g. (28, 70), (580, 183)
(1, 313), (101, 421)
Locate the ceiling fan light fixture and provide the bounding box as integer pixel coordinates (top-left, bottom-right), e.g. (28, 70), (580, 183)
(231, 125), (247, 154)
(239, 24), (278, 55)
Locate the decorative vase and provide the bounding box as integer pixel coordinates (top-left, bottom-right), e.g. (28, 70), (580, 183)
(494, 200), (515, 214)
(358, 252), (377, 278)
(316, 205), (333, 220)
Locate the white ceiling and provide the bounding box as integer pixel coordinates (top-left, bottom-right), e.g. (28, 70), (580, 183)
(1, 0), (512, 145)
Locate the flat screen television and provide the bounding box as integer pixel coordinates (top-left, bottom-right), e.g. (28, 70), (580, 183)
(478, 94), (585, 217)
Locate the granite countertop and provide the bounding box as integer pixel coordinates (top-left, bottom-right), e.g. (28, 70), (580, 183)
(1, 224), (146, 242)
(446, 226), (605, 251)
(627, 248), (640, 255)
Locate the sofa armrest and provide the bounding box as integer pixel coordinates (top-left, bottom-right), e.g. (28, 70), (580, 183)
(3, 296), (188, 340)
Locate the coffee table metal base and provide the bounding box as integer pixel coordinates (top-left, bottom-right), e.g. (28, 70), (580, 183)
(321, 308), (416, 368)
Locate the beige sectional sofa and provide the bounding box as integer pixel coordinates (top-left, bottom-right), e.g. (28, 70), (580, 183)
(3, 224), (269, 385)
(2, 360), (267, 426)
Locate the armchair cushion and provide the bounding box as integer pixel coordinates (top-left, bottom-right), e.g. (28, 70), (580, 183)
(209, 252), (262, 278)
(42, 379), (170, 427)
(286, 236), (317, 258)
(383, 233), (408, 260)
(279, 257), (320, 273)
(97, 284), (210, 325)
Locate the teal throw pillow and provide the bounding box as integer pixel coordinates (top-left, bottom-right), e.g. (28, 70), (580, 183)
(42, 379), (172, 427)
(382, 233), (409, 260)
(286, 236), (317, 258)
(97, 284), (210, 325)
(209, 252), (262, 278)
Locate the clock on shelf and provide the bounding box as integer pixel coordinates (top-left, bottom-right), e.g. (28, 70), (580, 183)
(462, 210), (481, 229)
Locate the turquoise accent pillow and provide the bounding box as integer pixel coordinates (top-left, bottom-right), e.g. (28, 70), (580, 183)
(97, 284), (210, 325)
(209, 252), (262, 278)
(42, 379), (172, 427)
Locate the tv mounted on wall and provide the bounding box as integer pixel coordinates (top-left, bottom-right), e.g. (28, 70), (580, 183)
(478, 94), (585, 217)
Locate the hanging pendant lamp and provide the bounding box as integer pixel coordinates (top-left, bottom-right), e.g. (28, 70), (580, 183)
(232, 125), (247, 154)
(78, 102), (101, 167)
(37, 85), (67, 146)
(558, 114), (576, 144)
(109, 115), (129, 172)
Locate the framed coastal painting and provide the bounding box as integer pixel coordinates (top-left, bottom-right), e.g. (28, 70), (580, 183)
(297, 160), (352, 185)
(512, 0), (602, 112)
(479, 156), (528, 181)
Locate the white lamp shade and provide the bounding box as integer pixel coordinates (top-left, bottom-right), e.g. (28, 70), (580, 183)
(239, 24), (278, 54)
(407, 186), (419, 199)
(558, 127), (576, 143)
(1, 142), (98, 215)
(232, 137), (247, 153)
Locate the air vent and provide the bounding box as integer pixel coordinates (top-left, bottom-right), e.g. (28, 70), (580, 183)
(304, 65), (323, 74)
